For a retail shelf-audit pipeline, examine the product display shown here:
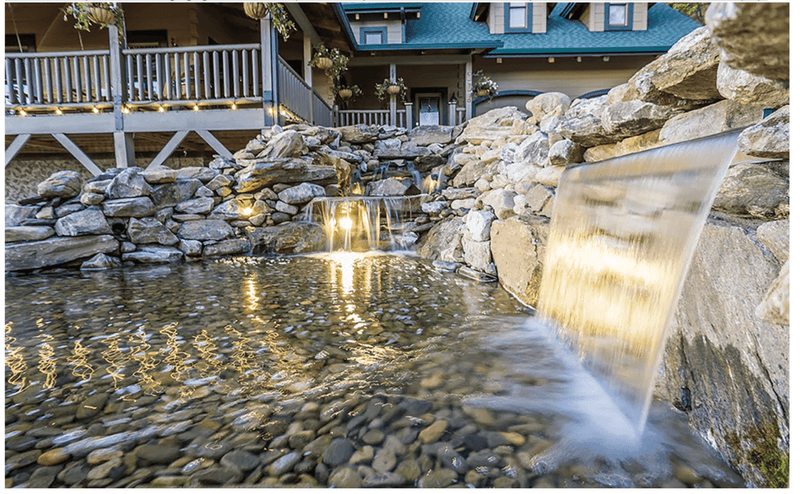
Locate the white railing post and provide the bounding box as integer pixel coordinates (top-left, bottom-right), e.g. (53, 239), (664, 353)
(261, 15), (277, 127)
(108, 23), (133, 167)
(389, 63), (397, 127)
(334, 104), (340, 127)
(405, 102), (413, 128)
(448, 100), (456, 126)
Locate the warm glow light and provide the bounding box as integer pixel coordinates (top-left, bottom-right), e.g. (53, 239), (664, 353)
(122, 106), (129, 114)
(231, 103), (237, 110)
(193, 104), (199, 111)
(18, 109), (27, 116)
(158, 105), (165, 113)
(92, 107), (99, 113)
(242, 207), (253, 216)
(339, 216), (353, 230)
(55, 108), (63, 115)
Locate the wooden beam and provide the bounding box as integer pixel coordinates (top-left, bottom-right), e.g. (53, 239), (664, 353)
(5, 134), (31, 166)
(285, 3), (323, 47)
(148, 130), (189, 169)
(349, 54), (471, 67)
(196, 130), (233, 159)
(52, 133), (103, 176)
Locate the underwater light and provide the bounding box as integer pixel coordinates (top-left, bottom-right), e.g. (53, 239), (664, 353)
(339, 216), (353, 230)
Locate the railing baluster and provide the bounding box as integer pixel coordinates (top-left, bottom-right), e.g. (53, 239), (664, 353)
(223, 50), (230, 98)
(92, 56), (101, 103)
(6, 58), (17, 104)
(126, 54), (134, 100)
(155, 53), (163, 101)
(213, 50), (220, 99)
(72, 56), (82, 102)
(43, 57), (52, 104)
(81, 55), (91, 104)
(242, 50), (249, 98)
(54, 57), (63, 104)
(23, 58), (34, 104)
(202, 51), (210, 99)
(193, 52), (200, 100)
(164, 54), (172, 100)
(232, 49), (240, 99)
(146, 53), (153, 101)
(63, 57), (73, 103)
(136, 54), (144, 101)
(251, 49), (259, 96)
(183, 52), (190, 99)
(14, 58), (24, 104)
(173, 52), (180, 100)
(102, 55), (110, 102)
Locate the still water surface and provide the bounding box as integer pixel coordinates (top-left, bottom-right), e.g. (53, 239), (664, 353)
(5, 253), (744, 487)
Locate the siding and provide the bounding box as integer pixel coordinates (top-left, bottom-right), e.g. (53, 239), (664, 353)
(351, 20), (402, 44)
(531, 3), (547, 33)
(489, 3), (505, 35)
(632, 3), (648, 31)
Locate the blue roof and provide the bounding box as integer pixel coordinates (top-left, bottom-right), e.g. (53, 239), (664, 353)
(344, 2), (701, 56)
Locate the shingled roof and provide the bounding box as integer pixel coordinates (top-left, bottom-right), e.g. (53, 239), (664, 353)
(341, 2), (701, 56)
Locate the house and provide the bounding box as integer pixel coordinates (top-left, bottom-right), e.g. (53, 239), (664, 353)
(4, 2), (699, 196)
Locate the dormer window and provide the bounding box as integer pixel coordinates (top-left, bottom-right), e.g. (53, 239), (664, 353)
(361, 27), (387, 45)
(505, 3), (531, 33)
(605, 3), (632, 30)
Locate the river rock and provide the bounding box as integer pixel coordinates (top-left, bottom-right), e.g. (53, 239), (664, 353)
(220, 450), (260, 472)
(235, 157), (337, 192)
(53, 207), (111, 236)
(177, 220), (234, 241)
(208, 197), (253, 220)
(737, 105), (789, 159)
(5, 225), (55, 243)
(657, 223), (789, 488)
(706, 2), (789, 82)
(278, 182), (326, 204)
(322, 438), (355, 466)
(150, 180), (203, 208)
(462, 238), (492, 273)
(417, 216), (464, 263)
(38, 170), (83, 199)
(6, 204), (40, 226)
(338, 124), (381, 144)
(712, 162), (788, 218)
(463, 210), (495, 242)
(127, 217), (179, 245)
(176, 167), (216, 182)
(37, 448), (70, 466)
(106, 168), (151, 199)
(328, 466), (362, 488)
(367, 178), (412, 196)
(203, 238), (250, 257)
(102, 197), (156, 218)
(122, 246), (183, 264)
(659, 99), (763, 145)
(80, 253), (121, 270)
(247, 222), (325, 254)
(6, 235), (118, 272)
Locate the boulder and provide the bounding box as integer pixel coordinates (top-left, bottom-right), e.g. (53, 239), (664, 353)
(525, 92), (571, 125)
(737, 106), (789, 159)
(547, 139), (583, 167)
(247, 222), (326, 255)
(463, 210), (495, 242)
(150, 179), (203, 208)
(712, 162), (789, 218)
(407, 126), (455, 147)
(756, 219), (789, 264)
(259, 130), (304, 159)
(102, 197), (156, 218)
(127, 217), (179, 245)
(417, 216), (465, 263)
(37, 170), (83, 199)
(80, 192), (105, 206)
(203, 238), (251, 257)
(643, 26), (722, 100)
(583, 130), (662, 163)
(106, 168), (151, 199)
(716, 62), (789, 108)
(175, 197), (215, 215)
(479, 189), (516, 220)
(523, 184), (554, 214)
(706, 2), (789, 82)
(367, 178), (413, 197)
(657, 223), (788, 488)
(534, 166), (565, 188)
(5, 205), (40, 226)
(338, 125), (381, 144)
(6, 235), (118, 271)
(176, 167), (217, 183)
(659, 99), (764, 145)
(461, 238), (493, 273)
(55, 202), (85, 218)
(5, 226), (55, 243)
(513, 131), (550, 167)
(122, 246), (184, 264)
(600, 100), (677, 138)
(278, 183), (326, 205)
(489, 215), (549, 307)
(141, 166), (178, 184)
(54, 207), (111, 236)
(177, 220), (235, 241)
(235, 158), (337, 193)
(755, 258), (789, 327)
(80, 253), (121, 270)
(556, 97), (617, 147)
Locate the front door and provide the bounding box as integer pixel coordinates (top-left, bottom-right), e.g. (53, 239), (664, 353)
(417, 94), (441, 126)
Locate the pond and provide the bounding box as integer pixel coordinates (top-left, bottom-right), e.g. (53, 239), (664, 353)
(5, 253), (744, 488)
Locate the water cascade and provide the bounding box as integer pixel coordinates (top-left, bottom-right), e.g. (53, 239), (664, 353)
(537, 130), (743, 436)
(301, 195), (423, 252)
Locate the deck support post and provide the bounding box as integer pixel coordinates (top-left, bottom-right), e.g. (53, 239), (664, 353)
(261, 15), (278, 127)
(53, 133), (103, 176)
(108, 22), (133, 167)
(389, 64), (397, 126)
(465, 60), (473, 120)
(5, 134), (31, 166)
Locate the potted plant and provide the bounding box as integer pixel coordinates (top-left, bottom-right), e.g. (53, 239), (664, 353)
(472, 70), (498, 99)
(63, 2), (123, 33)
(334, 84), (362, 102)
(309, 43), (350, 81)
(242, 3), (296, 41)
(375, 77), (407, 104)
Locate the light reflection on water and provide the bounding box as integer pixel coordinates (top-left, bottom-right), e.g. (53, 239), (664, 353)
(5, 253), (743, 487)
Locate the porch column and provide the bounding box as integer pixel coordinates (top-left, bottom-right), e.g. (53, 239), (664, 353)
(405, 102), (413, 128)
(261, 15), (278, 127)
(465, 59), (473, 120)
(304, 35), (313, 122)
(389, 63), (397, 126)
(108, 23), (134, 167)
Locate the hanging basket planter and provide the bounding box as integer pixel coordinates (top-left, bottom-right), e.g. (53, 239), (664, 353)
(316, 57), (334, 70)
(338, 88), (353, 100)
(475, 89), (489, 97)
(86, 6), (115, 25)
(243, 2), (268, 20)
(387, 84), (401, 95)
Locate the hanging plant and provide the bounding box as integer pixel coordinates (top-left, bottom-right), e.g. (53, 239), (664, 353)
(243, 3), (296, 41)
(472, 70), (498, 99)
(308, 43), (350, 81)
(63, 3), (124, 33)
(333, 84), (362, 103)
(375, 77), (407, 104)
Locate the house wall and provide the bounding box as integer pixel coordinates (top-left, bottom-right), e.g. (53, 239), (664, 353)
(488, 3), (547, 35)
(473, 55), (657, 101)
(632, 3), (648, 31)
(531, 3), (547, 34)
(582, 3), (605, 32)
(489, 3), (504, 34)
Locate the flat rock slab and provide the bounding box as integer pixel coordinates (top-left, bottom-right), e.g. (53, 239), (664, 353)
(6, 235), (118, 272)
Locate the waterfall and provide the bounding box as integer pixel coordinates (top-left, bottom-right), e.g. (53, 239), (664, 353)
(537, 130), (743, 436)
(301, 196), (422, 252)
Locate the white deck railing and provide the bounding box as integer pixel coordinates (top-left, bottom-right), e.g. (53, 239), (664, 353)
(5, 49), (112, 107)
(337, 108), (409, 127)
